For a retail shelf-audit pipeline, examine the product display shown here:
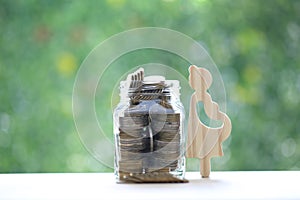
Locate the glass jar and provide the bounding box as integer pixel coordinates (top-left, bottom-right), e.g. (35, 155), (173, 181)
(113, 74), (186, 183)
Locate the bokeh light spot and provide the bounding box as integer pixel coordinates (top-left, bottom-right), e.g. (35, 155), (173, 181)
(57, 52), (77, 76)
(281, 138), (296, 158)
(243, 65), (262, 85)
(106, 0), (125, 8)
(0, 113), (10, 133)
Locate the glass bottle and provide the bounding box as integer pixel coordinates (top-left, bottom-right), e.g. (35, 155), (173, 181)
(113, 74), (185, 182)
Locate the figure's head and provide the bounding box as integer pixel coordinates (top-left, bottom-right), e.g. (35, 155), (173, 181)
(188, 65), (212, 91)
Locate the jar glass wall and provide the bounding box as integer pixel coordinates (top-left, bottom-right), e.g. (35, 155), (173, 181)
(113, 70), (185, 182)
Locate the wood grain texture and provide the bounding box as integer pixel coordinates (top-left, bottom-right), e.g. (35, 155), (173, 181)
(186, 65), (232, 178)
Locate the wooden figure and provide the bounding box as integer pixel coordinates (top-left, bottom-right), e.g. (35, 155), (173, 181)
(186, 65), (232, 178)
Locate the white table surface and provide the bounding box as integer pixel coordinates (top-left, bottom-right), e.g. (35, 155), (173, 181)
(0, 171), (299, 200)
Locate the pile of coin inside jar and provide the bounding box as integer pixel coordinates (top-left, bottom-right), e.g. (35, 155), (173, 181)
(114, 68), (186, 183)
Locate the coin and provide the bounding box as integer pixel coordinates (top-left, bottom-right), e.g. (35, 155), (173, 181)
(144, 157), (179, 170)
(154, 140), (180, 151)
(154, 133), (180, 143)
(119, 127), (149, 138)
(119, 142), (146, 152)
(119, 116), (149, 127)
(119, 160), (143, 173)
(119, 137), (144, 145)
(120, 150), (143, 160)
(151, 124), (180, 134)
(150, 113), (180, 122)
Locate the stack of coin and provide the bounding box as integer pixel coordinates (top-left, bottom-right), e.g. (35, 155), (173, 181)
(118, 111), (150, 174)
(150, 113), (181, 172)
(119, 115), (149, 137)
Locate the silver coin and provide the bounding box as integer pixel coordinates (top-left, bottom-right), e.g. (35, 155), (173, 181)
(144, 157), (178, 170)
(119, 127), (149, 138)
(154, 140), (180, 152)
(150, 113), (180, 122)
(151, 124), (180, 133)
(119, 117), (149, 126)
(120, 150), (143, 160)
(119, 137), (144, 144)
(119, 141), (147, 151)
(156, 132), (180, 142)
(119, 160), (143, 173)
(119, 144), (146, 151)
(153, 151), (180, 161)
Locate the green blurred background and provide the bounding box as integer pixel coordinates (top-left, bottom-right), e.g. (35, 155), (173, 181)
(1, 0), (300, 172)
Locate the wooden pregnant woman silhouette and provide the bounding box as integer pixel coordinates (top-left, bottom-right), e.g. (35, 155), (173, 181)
(186, 65), (232, 178)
